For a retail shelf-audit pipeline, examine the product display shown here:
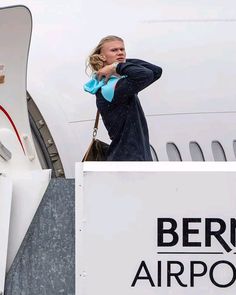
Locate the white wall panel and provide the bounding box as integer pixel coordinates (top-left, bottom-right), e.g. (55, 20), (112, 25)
(76, 162), (236, 294)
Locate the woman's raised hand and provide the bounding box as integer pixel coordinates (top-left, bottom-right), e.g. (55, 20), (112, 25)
(96, 64), (116, 83)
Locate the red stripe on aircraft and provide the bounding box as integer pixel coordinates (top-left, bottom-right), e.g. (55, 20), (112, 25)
(0, 105), (26, 154)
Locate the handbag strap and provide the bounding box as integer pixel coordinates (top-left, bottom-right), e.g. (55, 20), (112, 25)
(93, 110), (99, 139)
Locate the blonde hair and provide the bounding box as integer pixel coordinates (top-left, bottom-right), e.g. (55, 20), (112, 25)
(86, 35), (124, 74)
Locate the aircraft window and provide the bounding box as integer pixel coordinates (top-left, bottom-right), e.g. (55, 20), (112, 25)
(189, 142), (205, 161)
(233, 141), (236, 158)
(211, 141), (227, 161)
(150, 144), (158, 161)
(166, 143), (182, 161)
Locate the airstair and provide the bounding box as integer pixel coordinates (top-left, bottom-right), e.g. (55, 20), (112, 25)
(4, 178), (75, 295)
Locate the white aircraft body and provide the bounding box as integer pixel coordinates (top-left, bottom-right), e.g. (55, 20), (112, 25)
(1, 1), (236, 179)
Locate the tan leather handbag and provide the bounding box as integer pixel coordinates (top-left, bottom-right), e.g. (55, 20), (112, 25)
(82, 111), (109, 161)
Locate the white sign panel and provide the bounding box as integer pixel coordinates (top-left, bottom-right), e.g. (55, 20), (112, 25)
(0, 175), (12, 294)
(76, 163), (236, 295)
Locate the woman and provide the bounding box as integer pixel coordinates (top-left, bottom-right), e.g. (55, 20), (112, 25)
(84, 35), (162, 161)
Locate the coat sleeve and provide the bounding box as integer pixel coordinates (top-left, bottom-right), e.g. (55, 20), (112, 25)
(114, 59), (162, 99)
(126, 58), (162, 82)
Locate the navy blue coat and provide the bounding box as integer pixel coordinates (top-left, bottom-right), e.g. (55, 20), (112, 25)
(96, 59), (162, 161)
